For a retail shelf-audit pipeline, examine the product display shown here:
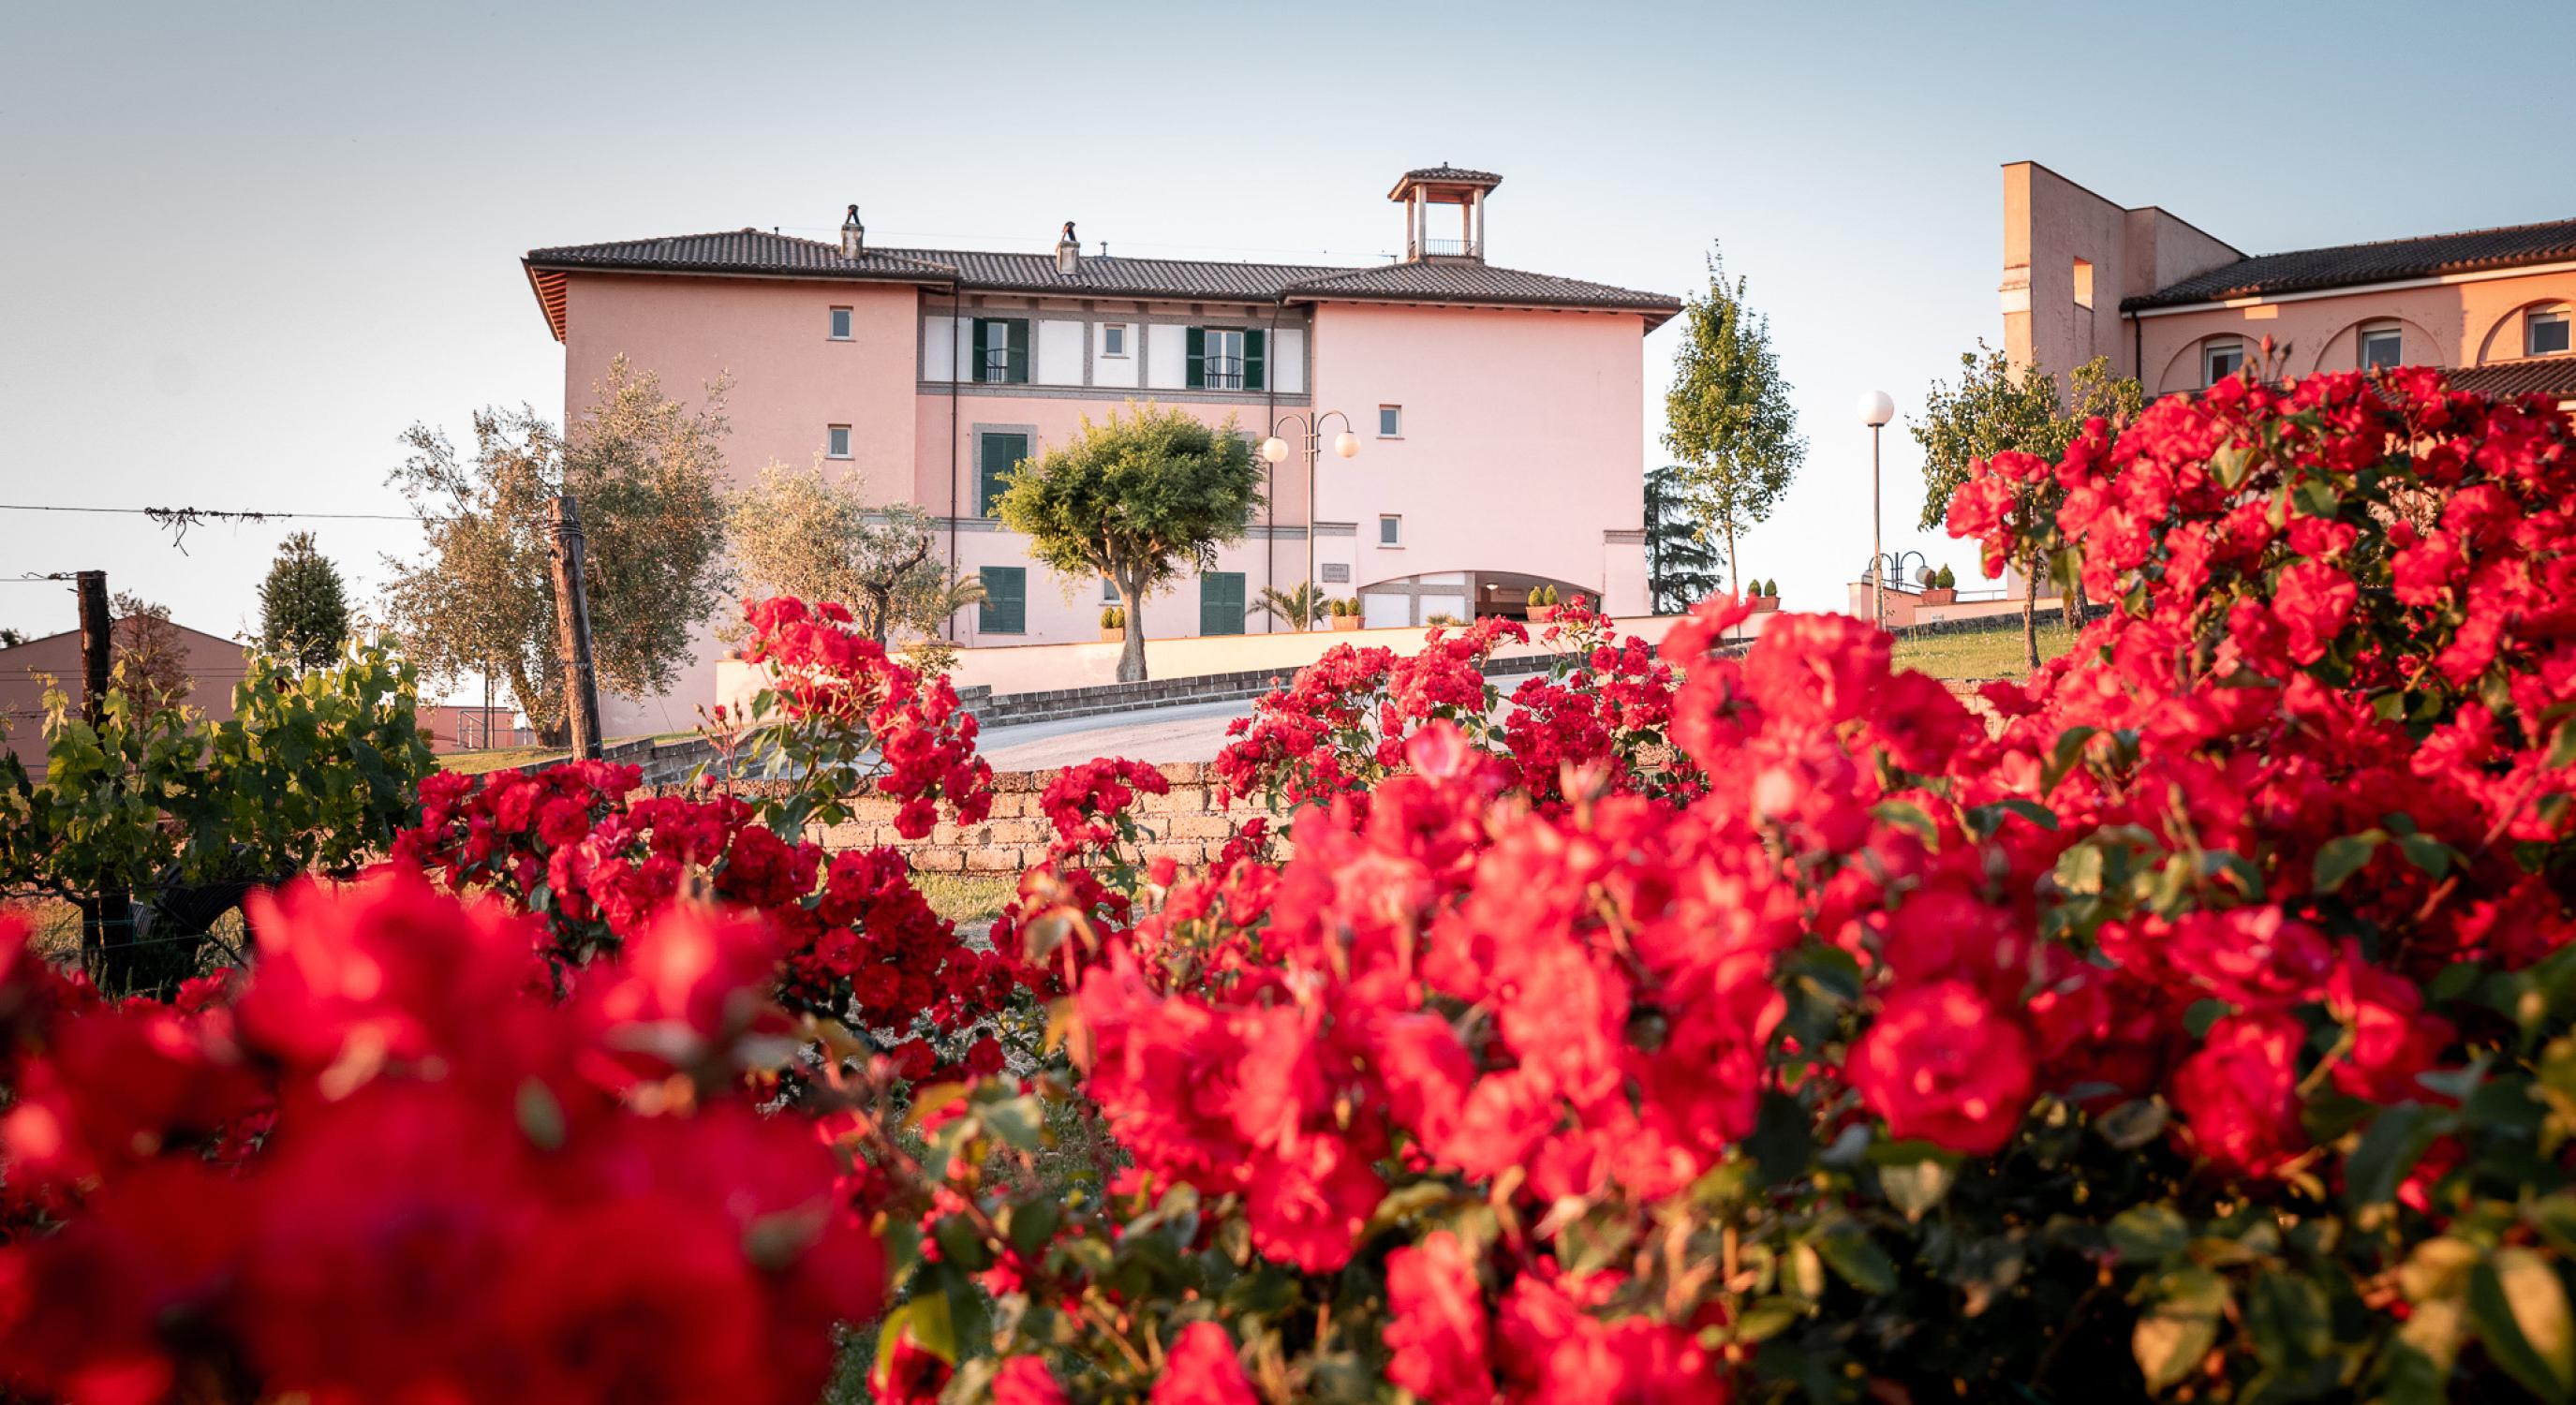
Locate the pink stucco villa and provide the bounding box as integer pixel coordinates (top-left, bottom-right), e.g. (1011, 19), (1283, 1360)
(522, 167), (1679, 732)
(2003, 160), (2576, 403)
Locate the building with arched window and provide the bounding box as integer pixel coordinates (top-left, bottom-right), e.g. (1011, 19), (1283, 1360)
(2002, 161), (2576, 406)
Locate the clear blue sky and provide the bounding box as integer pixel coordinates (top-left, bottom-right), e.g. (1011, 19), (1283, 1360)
(6, 0), (2570, 659)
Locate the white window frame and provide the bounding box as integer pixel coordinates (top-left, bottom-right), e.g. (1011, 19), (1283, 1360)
(1379, 513), (1403, 547)
(828, 306), (853, 341)
(1101, 322), (1129, 358)
(2358, 322), (2402, 370)
(2528, 308), (2570, 357)
(1378, 405), (1402, 438)
(2202, 338), (2246, 386)
(826, 424), (852, 460)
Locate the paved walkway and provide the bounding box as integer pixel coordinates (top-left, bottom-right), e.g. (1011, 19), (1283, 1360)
(975, 698), (1259, 769)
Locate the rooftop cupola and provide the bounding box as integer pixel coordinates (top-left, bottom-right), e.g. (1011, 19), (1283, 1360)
(1055, 220), (1080, 276)
(1389, 165), (1502, 262)
(839, 204), (865, 259)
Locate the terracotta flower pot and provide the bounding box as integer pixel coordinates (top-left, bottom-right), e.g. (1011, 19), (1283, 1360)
(1528, 606), (1560, 623)
(1330, 615), (1363, 631)
(1749, 596), (1781, 614)
(1100, 627), (1125, 643)
(1921, 588), (1957, 606)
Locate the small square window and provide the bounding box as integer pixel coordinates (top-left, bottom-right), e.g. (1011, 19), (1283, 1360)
(2202, 339), (2246, 386)
(1379, 514), (1402, 547)
(2359, 325), (2402, 370)
(1378, 405), (1402, 437)
(828, 306), (852, 340)
(1102, 323), (1128, 357)
(2528, 309), (2570, 357)
(1102, 577), (1118, 603)
(826, 425), (851, 459)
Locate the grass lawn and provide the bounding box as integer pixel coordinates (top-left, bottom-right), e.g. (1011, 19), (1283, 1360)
(915, 872), (1016, 925)
(435, 732), (699, 776)
(1888, 620), (2078, 681)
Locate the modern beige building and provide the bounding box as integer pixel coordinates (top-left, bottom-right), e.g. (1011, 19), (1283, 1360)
(2003, 161), (2576, 405)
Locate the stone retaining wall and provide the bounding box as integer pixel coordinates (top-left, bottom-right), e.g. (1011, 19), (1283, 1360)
(642, 762), (1276, 872)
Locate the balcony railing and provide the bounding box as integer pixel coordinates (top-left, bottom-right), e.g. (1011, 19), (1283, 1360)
(1413, 237), (1480, 259)
(1199, 354), (1244, 391)
(979, 348), (1018, 383)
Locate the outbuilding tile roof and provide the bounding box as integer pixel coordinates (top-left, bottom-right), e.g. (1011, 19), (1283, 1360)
(2443, 357), (2576, 402)
(523, 228), (1680, 332)
(2124, 215), (2576, 310)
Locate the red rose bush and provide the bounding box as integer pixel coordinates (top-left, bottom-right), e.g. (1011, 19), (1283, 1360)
(7, 368), (2576, 1402)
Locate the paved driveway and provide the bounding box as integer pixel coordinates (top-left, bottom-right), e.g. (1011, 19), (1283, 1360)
(975, 698), (1259, 770)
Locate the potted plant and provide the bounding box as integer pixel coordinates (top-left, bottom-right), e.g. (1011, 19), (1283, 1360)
(1528, 584), (1560, 623)
(1099, 605), (1126, 643)
(1749, 578), (1781, 613)
(1330, 599), (1364, 631)
(1922, 565), (1958, 606)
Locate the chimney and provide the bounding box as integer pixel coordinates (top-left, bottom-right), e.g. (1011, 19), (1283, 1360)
(839, 204), (865, 259)
(1055, 220), (1080, 276)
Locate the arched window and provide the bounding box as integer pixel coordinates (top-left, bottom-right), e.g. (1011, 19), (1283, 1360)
(2528, 306), (2571, 358)
(2359, 321), (2402, 370)
(2202, 337), (2246, 386)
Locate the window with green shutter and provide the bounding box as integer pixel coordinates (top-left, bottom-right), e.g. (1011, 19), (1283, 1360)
(1199, 571), (1245, 636)
(1242, 328), (1266, 392)
(1185, 327), (1259, 392)
(1184, 327), (1206, 389)
(971, 318), (1029, 384)
(978, 432), (1028, 517)
(980, 566), (1026, 634)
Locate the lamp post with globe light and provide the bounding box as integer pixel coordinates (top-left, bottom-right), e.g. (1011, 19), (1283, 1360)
(1858, 391), (1896, 629)
(1259, 412), (1360, 629)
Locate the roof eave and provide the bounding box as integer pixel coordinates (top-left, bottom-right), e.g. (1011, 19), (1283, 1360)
(1287, 288), (1680, 331)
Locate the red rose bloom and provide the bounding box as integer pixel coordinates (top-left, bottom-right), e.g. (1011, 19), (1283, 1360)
(1849, 981), (2035, 1156)
(2172, 1012), (2308, 1178)
(1151, 1322), (1258, 1405)
(1384, 1231), (1494, 1405)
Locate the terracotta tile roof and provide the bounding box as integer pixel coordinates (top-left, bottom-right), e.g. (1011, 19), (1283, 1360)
(2124, 216), (2576, 310)
(1283, 260), (1681, 321)
(523, 228), (1679, 331)
(525, 229), (955, 282)
(2442, 357), (2576, 402)
(878, 246), (1348, 302)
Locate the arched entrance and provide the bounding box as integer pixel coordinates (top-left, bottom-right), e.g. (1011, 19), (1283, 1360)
(1355, 569), (1588, 629)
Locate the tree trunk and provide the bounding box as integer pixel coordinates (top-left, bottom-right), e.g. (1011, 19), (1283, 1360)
(2021, 540), (2042, 673)
(505, 657), (568, 748)
(1117, 573), (1148, 683)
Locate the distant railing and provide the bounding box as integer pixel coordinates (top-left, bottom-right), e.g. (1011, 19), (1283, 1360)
(979, 348), (1015, 383)
(1199, 353), (1244, 391)
(1414, 237), (1479, 258)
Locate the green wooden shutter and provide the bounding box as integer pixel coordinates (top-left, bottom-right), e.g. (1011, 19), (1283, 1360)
(979, 433), (1027, 516)
(970, 319), (990, 382)
(1199, 571), (1244, 636)
(979, 566), (1026, 634)
(1185, 326), (1206, 389)
(1243, 329), (1266, 392)
(1006, 319), (1030, 383)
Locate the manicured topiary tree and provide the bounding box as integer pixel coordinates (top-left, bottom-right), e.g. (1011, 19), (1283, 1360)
(995, 402), (1262, 682)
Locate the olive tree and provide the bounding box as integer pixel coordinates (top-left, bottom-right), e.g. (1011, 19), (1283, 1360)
(994, 402), (1263, 682)
(382, 357), (732, 745)
(726, 460), (985, 672)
